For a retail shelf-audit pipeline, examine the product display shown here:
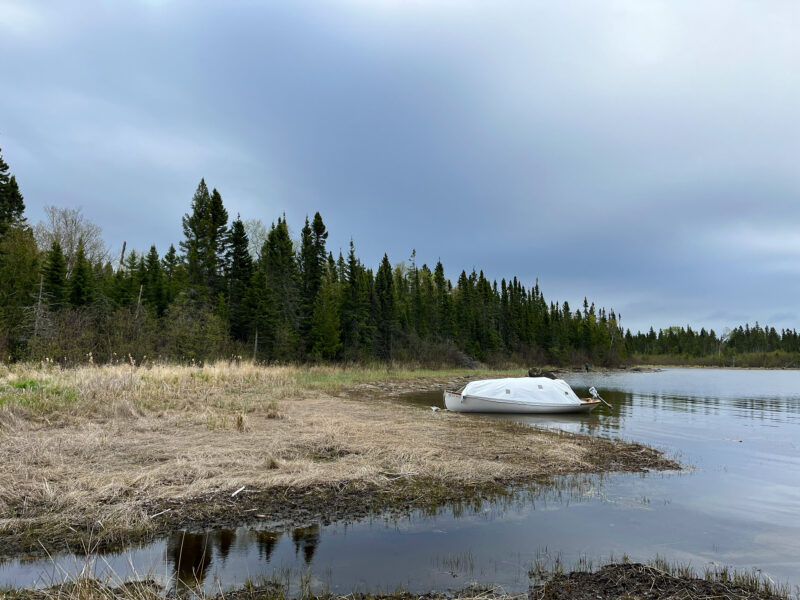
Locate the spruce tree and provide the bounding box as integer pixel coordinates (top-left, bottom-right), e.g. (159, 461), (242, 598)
(299, 212), (329, 346)
(143, 245), (167, 316)
(340, 240), (371, 359)
(0, 147), (25, 238)
(243, 265), (277, 360)
(206, 188), (229, 295)
(226, 216), (253, 341)
(262, 217), (300, 359)
(161, 244), (183, 304)
(309, 267), (341, 360)
(180, 179), (211, 295)
(373, 254), (396, 359)
(42, 241), (68, 308)
(69, 238), (94, 307)
(433, 260), (452, 340)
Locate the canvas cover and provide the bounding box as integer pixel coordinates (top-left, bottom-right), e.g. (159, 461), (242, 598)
(461, 377), (581, 406)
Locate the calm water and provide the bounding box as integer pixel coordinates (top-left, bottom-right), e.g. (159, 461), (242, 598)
(3, 369), (800, 593)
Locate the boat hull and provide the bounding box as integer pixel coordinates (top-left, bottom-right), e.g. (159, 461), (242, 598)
(444, 391), (600, 414)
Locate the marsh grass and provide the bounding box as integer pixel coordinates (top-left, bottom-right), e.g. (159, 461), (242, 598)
(528, 552), (796, 600)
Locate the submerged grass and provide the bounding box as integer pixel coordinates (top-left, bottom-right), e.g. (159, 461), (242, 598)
(0, 361), (676, 559)
(2, 558), (794, 600)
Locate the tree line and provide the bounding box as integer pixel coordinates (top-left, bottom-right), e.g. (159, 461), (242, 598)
(1, 147), (798, 367)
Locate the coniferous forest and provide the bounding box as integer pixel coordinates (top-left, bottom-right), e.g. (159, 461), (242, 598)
(1, 147), (799, 368)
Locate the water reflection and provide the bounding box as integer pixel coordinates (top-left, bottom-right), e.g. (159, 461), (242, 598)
(167, 532), (213, 589)
(166, 525), (321, 588)
(292, 525), (320, 564)
(255, 530), (281, 562)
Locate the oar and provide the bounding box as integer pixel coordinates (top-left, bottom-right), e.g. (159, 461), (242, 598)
(589, 386), (613, 408)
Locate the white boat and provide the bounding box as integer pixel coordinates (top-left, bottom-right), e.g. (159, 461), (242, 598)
(443, 377), (602, 414)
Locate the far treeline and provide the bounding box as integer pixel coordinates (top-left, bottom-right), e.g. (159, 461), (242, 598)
(1, 148), (798, 368)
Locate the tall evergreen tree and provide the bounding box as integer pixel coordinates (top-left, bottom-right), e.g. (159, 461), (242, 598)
(179, 180), (228, 298)
(340, 240), (372, 359)
(206, 188), (229, 295)
(262, 217), (300, 359)
(226, 216), (253, 341)
(0, 147), (25, 238)
(309, 267), (341, 360)
(243, 264), (277, 361)
(42, 241), (68, 308)
(143, 245), (167, 316)
(69, 238), (94, 307)
(299, 212), (329, 347)
(0, 226), (39, 355)
(373, 254), (397, 359)
(180, 179), (210, 293)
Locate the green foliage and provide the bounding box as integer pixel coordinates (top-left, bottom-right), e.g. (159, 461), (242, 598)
(340, 240), (373, 360)
(261, 217), (300, 360)
(162, 300), (229, 361)
(180, 179), (228, 298)
(42, 241), (68, 308)
(226, 216), (253, 341)
(309, 267), (341, 360)
(0, 147), (26, 237)
(373, 253), (396, 359)
(1, 163), (793, 367)
(0, 226), (39, 357)
(68, 238), (94, 307)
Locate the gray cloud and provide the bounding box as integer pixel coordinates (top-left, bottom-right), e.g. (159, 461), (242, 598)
(2, 0), (798, 334)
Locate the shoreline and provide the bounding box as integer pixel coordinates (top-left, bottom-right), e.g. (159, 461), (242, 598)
(0, 363), (678, 560)
(2, 561), (790, 600)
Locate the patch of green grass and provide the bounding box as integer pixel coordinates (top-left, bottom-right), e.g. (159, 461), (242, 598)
(292, 366), (525, 393)
(0, 379), (80, 413)
(8, 378), (45, 390)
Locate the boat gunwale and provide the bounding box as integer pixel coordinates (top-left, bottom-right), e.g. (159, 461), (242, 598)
(443, 390), (601, 409)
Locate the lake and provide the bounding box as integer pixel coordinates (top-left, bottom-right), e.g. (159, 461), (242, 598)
(2, 368), (799, 594)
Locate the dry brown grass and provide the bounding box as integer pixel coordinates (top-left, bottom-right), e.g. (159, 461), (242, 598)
(0, 362), (676, 557)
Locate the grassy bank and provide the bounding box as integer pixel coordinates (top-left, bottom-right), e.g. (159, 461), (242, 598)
(0, 362), (677, 558)
(3, 560), (792, 600)
(633, 351), (800, 369)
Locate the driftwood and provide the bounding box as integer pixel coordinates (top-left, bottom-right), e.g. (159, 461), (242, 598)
(528, 367), (557, 379)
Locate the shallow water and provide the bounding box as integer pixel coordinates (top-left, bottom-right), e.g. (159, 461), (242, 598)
(3, 369), (800, 593)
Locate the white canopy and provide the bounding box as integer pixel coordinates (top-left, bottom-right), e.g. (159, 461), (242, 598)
(461, 377), (582, 406)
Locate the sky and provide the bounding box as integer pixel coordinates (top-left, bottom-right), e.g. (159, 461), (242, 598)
(2, 0), (799, 334)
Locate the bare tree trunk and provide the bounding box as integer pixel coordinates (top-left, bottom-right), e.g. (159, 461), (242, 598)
(33, 275), (43, 338)
(135, 284), (143, 318)
(118, 241), (127, 273)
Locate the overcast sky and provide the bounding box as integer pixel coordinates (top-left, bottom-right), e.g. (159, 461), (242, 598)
(2, 0), (799, 334)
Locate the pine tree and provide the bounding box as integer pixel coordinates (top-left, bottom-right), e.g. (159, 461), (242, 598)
(299, 212), (329, 347)
(0, 226), (39, 355)
(143, 245), (167, 316)
(373, 254), (396, 359)
(42, 241), (68, 308)
(0, 147), (25, 238)
(69, 238), (94, 307)
(262, 217), (300, 360)
(309, 267), (341, 360)
(243, 265), (277, 361)
(180, 179), (210, 293)
(226, 216), (253, 341)
(161, 244), (184, 304)
(340, 240), (371, 359)
(433, 260), (452, 340)
(206, 188), (229, 296)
